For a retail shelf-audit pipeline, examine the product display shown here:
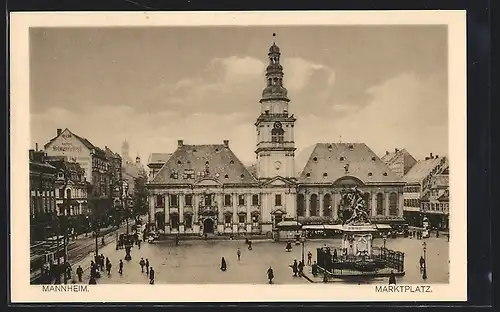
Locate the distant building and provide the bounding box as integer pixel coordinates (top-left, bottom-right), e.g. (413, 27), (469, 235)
(402, 153), (448, 228)
(381, 148), (417, 178)
(29, 148), (57, 243)
(297, 143), (405, 224)
(122, 154), (147, 195)
(147, 153), (172, 182)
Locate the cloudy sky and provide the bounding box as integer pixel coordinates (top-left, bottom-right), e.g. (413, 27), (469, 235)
(30, 26), (448, 169)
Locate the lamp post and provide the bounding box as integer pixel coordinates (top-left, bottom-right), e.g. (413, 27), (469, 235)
(383, 236), (387, 250)
(122, 181), (132, 261)
(300, 236), (306, 264)
(422, 241), (427, 280)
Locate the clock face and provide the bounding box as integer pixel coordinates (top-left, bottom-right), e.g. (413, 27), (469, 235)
(274, 161), (282, 169)
(274, 121), (282, 129)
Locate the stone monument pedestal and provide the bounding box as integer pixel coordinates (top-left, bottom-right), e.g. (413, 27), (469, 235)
(341, 224), (378, 257)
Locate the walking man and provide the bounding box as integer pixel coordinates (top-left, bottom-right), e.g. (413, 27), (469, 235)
(145, 258), (150, 274)
(140, 258), (146, 273)
(76, 265), (83, 283)
(119, 259), (124, 275)
(106, 260), (112, 276)
(307, 250), (312, 266)
(267, 266), (274, 284)
(298, 260), (304, 276)
(149, 267), (155, 285)
(419, 256), (426, 270)
(292, 259), (298, 277)
(237, 248), (241, 261)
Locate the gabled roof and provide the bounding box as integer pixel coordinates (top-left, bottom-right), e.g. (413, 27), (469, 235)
(245, 164), (257, 178)
(403, 157), (446, 183)
(298, 143), (401, 184)
(381, 151), (398, 163)
(382, 148), (416, 166)
(148, 153), (172, 165)
(151, 143), (258, 185)
(431, 175), (449, 188)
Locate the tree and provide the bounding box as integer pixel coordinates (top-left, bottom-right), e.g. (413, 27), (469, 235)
(132, 176), (148, 220)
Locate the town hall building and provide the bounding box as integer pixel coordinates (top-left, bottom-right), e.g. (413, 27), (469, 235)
(146, 39), (404, 236)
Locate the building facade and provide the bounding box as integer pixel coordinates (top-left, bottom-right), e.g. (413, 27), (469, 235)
(29, 149), (58, 243)
(146, 40), (413, 235)
(297, 143), (406, 225)
(44, 128), (113, 223)
(402, 154), (449, 227)
(381, 148), (417, 179)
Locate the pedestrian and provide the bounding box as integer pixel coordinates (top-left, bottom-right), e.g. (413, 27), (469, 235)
(389, 270), (397, 285)
(298, 260), (304, 276)
(89, 276), (97, 285)
(76, 265), (83, 282)
(90, 261), (97, 278)
(119, 259), (124, 275)
(292, 259), (298, 277)
(220, 257), (227, 271)
(267, 266), (274, 284)
(333, 249), (338, 261)
(149, 267), (155, 284)
(175, 234), (179, 246)
(145, 258), (150, 274)
(419, 256), (426, 270)
(236, 248), (241, 261)
(307, 250), (312, 266)
(138, 239), (141, 249)
(102, 236), (105, 246)
(436, 230), (440, 238)
(106, 261), (112, 276)
(100, 254), (105, 271)
(140, 258), (146, 273)
(311, 261), (318, 277)
(247, 241), (252, 250)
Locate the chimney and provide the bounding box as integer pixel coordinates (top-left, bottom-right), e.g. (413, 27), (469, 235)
(435, 155), (439, 158)
(29, 149), (35, 161)
(35, 143), (38, 151)
(430, 153), (433, 159)
(177, 140), (184, 147)
(57, 128), (62, 136)
(395, 148), (399, 153)
(385, 151), (389, 155)
(223, 140), (229, 148)
(425, 157), (430, 160)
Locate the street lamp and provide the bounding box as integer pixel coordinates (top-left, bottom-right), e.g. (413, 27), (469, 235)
(122, 181), (132, 261)
(422, 241), (427, 280)
(300, 236), (306, 264)
(383, 236), (387, 250)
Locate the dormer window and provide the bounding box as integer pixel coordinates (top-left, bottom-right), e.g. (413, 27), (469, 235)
(383, 172), (388, 176)
(368, 172), (373, 177)
(215, 173), (220, 178)
(215, 148), (219, 152)
(328, 144), (333, 150)
(313, 157), (318, 162)
(177, 160), (182, 165)
(348, 144), (354, 150)
(306, 173), (311, 178)
(224, 174), (229, 179)
(371, 156), (376, 161)
(340, 157), (345, 161)
(240, 174), (245, 179)
(229, 160), (234, 165)
(205, 161), (209, 165)
(323, 173), (328, 178)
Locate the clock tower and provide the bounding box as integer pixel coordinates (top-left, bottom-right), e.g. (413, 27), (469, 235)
(255, 36), (296, 180)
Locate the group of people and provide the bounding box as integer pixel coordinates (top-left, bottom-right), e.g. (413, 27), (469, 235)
(139, 257), (155, 284)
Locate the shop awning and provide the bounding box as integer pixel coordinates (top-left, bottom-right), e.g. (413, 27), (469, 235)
(375, 224), (392, 230)
(276, 220), (302, 228)
(302, 225), (325, 230)
(323, 224), (344, 230)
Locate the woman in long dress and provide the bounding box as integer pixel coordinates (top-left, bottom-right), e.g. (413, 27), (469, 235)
(220, 257), (227, 271)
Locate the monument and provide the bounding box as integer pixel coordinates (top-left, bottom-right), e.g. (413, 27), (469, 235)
(316, 186), (405, 277)
(338, 186), (377, 259)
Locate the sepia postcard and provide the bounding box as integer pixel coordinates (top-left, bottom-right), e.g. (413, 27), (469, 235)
(10, 11), (467, 303)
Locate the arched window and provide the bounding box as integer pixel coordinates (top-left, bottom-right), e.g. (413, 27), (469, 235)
(271, 126), (284, 143)
(296, 194), (305, 217)
(389, 193), (398, 216)
(310, 194), (318, 217)
(323, 193), (331, 217)
(376, 193), (384, 215)
(363, 192), (371, 214)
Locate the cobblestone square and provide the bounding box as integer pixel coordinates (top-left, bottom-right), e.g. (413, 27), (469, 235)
(75, 236), (449, 285)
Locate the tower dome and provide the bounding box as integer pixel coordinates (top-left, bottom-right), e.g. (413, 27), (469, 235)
(269, 43), (280, 54)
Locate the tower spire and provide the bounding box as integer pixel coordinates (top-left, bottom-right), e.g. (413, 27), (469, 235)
(260, 33), (289, 103)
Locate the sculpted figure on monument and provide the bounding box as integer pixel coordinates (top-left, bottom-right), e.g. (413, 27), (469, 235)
(339, 186), (372, 225)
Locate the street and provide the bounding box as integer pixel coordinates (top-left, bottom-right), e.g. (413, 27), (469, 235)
(73, 235), (448, 285)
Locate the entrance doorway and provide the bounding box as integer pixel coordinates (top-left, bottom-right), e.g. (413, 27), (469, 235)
(203, 218), (215, 234)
